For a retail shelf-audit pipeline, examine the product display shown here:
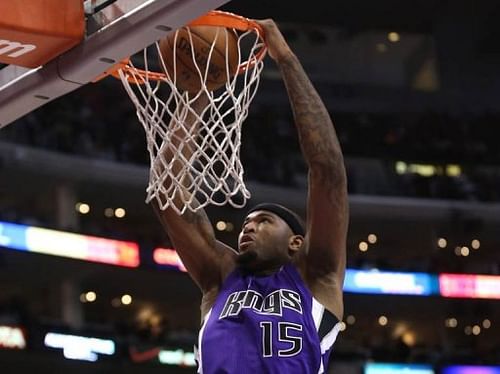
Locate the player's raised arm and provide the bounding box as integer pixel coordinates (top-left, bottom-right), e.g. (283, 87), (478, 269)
(257, 20), (348, 319)
(152, 94), (236, 294)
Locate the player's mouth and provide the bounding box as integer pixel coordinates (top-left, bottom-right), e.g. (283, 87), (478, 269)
(239, 234), (255, 250)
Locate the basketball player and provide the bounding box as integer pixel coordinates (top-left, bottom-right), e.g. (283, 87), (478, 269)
(153, 19), (348, 373)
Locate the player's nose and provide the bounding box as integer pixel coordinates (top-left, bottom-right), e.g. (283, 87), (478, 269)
(242, 220), (256, 233)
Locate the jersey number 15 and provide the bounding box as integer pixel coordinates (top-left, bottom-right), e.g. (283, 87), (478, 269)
(260, 321), (303, 357)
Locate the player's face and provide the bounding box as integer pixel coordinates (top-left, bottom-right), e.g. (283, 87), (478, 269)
(237, 210), (294, 272)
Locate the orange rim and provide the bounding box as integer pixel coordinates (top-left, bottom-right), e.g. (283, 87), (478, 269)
(189, 11), (266, 74)
(95, 10), (267, 83)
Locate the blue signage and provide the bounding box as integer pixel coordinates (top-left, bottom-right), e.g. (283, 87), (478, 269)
(365, 363), (434, 374)
(442, 366), (500, 374)
(0, 221), (28, 251)
(344, 269), (439, 295)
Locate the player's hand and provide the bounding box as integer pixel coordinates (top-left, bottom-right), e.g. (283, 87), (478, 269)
(255, 19), (294, 62)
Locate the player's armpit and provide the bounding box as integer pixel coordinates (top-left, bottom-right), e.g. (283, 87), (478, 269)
(307, 272), (345, 321)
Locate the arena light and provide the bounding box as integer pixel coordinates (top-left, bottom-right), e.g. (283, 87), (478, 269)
(44, 332), (115, 362)
(472, 325), (481, 335)
(367, 234), (377, 244)
(0, 326), (26, 349)
(402, 331), (416, 346)
(76, 202), (90, 214)
(344, 269), (439, 295)
(81, 291), (97, 303)
(446, 165), (462, 177)
(410, 164), (435, 177)
(0, 220), (140, 267)
(387, 32), (400, 43)
(158, 349), (196, 367)
(398, 161), (438, 175)
(395, 161), (407, 174)
(358, 241), (368, 252)
(437, 238), (447, 248)
(442, 365), (500, 374)
(445, 318), (458, 328)
(395, 162), (437, 177)
(439, 274), (500, 299)
(215, 221), (233, 232)
(216, 221), (227, 231)
(378, 316), (388, 326)
(114, 208), (126, 218)
(121, 294), (132, 305)
(395, 162), (461, 177)
(365, 363), (434, 374)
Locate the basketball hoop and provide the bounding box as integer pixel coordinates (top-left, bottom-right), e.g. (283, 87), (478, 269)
(105, 11), (267, 215)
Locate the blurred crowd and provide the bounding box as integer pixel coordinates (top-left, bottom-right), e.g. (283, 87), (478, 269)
(1, 81), (499, 368)
(0, 294), (193, 361)
(1, 294), (498, 367)
(334, 111), (500, 165)
(1, 78), (500, 202)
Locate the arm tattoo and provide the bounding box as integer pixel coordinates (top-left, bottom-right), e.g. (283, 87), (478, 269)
(278, 54), (344, 186)
(181, 208), (216, 248)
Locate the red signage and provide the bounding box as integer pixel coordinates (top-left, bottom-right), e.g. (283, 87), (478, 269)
(153, 248), (187, 272)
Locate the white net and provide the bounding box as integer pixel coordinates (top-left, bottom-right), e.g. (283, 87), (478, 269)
(118, 24), (265, 215)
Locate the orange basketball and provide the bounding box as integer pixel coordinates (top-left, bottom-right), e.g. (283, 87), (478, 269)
(159, 26), (239, 93)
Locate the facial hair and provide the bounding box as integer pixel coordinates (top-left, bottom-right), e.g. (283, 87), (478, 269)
(236, 250), (258, 269)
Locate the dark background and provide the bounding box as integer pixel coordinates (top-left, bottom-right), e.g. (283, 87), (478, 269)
(0, 0), (499, 372)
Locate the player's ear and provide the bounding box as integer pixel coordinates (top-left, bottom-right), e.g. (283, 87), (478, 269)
(288, 235), (304, 254)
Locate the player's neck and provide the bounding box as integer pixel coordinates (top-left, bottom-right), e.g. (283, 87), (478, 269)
(245, 264), (284, 277)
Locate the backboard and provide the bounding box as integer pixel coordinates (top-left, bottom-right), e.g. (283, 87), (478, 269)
(0, 0), (230, 129)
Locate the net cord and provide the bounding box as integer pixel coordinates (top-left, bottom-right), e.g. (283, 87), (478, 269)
(118, 28), (265, 215)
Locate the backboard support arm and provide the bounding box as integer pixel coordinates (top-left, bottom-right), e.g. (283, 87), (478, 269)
(0, 0), (230, 129)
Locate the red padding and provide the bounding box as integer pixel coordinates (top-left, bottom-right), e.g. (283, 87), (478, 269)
(0, 0), (84, 68)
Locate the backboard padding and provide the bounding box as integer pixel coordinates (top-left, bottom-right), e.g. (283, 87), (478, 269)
(0, 0), (230, 128)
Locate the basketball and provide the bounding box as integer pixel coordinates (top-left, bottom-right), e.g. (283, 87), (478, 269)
(159, 26), (239, 93)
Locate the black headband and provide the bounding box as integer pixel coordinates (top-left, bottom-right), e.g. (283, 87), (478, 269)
(246, 203), (305, 236)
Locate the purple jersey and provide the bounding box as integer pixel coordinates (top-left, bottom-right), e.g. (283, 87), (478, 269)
(196, 263), (342, 373)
